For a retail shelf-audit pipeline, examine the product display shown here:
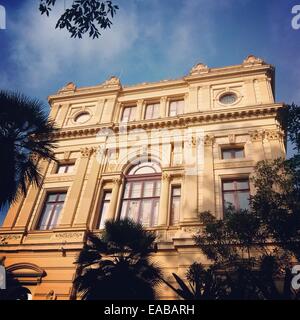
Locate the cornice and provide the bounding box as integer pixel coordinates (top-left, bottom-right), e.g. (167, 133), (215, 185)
(49, 104), (283, 141)
(48, 56), (274, 105)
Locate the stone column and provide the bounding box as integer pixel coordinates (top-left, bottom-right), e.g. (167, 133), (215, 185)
(188, 87), (198, 113)
(244, 79), (256, 105)
(158, 172), (170, 226)
(59, 147), (92, 228)
(160, 96), (167, 118)
(249, 130), (266, 162)
(265, 129), (285, 159)
(202, 135), (215, 214)
(55, 103), (69, 128)
(136, 99), (144, 121)
(73, 147), (106, 227)
(12, 158), (51, 231)
(106, 177), (122, 221)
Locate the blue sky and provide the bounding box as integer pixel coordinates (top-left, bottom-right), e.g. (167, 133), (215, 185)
(0, 0), (299, 224)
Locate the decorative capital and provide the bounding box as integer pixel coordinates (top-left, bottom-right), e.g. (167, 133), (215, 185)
(249, 130), (264, 142)
(112, 177), (122, 186)
(162, 172), (171, 181)
(189, 62), (209, 75)
(204, 135), (215, 146)
(80, 147), (94, 158)
(265, 129), (284, 141)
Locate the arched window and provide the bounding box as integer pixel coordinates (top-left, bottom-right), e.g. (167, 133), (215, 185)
(120, 161), (161, 227)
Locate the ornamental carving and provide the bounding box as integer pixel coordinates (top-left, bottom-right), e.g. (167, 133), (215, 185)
(228, 134), (236, 144)
(59, 82), (76, 93)
(189, 63), (209, 75)
(102, 76), (121, 87)
(204, 135), (215, 146)
(162, 172), (171, 181)
(54, 232), (83, 239)
(80, 147), (94, 158)
(112, 177), (122, 186)
(265, 129), (284, 141)
(243, 55), (265, 67)
(182, 226), (200, 234)
(249, 130), (264, 142)
(0, 234), (22, 245)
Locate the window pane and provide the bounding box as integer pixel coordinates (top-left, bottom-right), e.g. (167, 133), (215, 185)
(172, 187), (181, 196)
(121, 107), (130, 122)
(177, 100), (184, 114)
(57, 165), (66, 174)
(124, 183), (130, 198)
(169, 101), (177, 116)
(145, 105), (153, 119)
(143, 181), (154, 197)
(237, 191), (250, 210)
(131, 182), (142, 198)
(48, 194), (58, 202)
(49, 204), (63, 228)
(153, 104), (160, 118)
(171, 198), (180, 225)
(99, 202), (110, 229)
(237, 180), (249, 190)
(129, 107), (137, 121)
(58, 193), (66, 202)
(38, 204), (54, 230)
(104, 192), (112, 201)
(120, 200), (129, 219)
(154, 181), (161, 196)
(223, 192), (235, 208)
(222, 150), (232, 159)
(152, 199), (159, 226)
(223, 181), (234, 191)
(234, 149), (244, 158)
(66, 164), (75, 173)
(140, 200), (152, 227)
(127, 200), (140, 221)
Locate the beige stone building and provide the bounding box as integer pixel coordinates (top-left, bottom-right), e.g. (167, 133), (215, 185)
(0, 55), (285, 299)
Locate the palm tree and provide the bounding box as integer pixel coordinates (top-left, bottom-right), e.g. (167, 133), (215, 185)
(0, 90), (56, 208)
(73, 218), (162, 300)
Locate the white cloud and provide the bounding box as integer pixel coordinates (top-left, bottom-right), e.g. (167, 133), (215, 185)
(6, 1), (139, 91)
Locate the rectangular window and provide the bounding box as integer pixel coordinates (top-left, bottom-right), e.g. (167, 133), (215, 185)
(169, 100), (184, 117)
(56, 163), (75, 174)
(170, 186), (181, 225)
(98, 190), (112, 229)
(221, 147), (244, 160)
(145, 103), (160, 120)
(121, 106), (137, 122)
(37, 192), (66, 230)
(222, 179), (250, 212)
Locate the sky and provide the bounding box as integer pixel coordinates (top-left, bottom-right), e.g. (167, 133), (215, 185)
(0, 0), (299, 223)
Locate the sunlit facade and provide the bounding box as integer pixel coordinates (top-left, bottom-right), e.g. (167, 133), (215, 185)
(0, 55), (285, 299)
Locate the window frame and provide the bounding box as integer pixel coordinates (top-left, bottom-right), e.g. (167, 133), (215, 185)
(36, 191), (67, 230)
(55, 162), (76, 174)
(121, 105), (137, 122)
(144, 102), (160, 120)
(120, 162), (162, 228)
(170, 185), (181, 225)
(222, 178), (250, 212)
(221, 146), (245, 160)
(168, 99), (184, 117)
(97, 189), (112, 229)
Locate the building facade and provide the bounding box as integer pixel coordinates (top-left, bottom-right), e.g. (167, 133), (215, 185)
(0, 55), (285, 299)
